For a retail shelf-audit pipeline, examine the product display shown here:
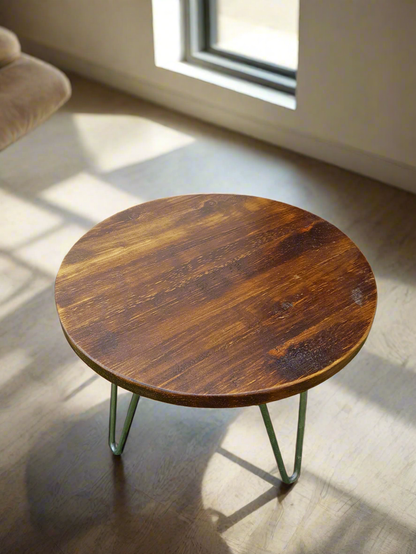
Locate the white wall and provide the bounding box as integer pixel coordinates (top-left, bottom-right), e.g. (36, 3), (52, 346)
(1, 0), (415, 192)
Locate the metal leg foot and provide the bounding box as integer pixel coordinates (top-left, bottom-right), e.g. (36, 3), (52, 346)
(109, 383), (140, 455)
(259, 391), (308, 485)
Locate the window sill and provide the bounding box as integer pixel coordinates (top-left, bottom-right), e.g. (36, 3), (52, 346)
(159, 60), (296, 110)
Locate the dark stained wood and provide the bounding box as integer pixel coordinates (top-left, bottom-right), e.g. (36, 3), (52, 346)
(55, 194), (377, 408)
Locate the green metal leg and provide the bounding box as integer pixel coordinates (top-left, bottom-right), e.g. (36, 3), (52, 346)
(109, 383), (140, 455)
(259, 391), (308, 485)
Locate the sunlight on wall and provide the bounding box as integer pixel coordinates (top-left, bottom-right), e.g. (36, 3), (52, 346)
(40, 172), (142, 223)
(72, 113), (195, 172)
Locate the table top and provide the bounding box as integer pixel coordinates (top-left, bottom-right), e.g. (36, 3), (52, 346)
(55, 194), (377, 408)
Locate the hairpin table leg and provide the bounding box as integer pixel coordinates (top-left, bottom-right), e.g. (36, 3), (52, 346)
(259, 391), (308, 485)
(109, 383), (140, 455)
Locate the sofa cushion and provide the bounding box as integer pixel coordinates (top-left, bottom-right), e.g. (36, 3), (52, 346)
(0, 27), (21, 68)
(0, 54), (71, 151)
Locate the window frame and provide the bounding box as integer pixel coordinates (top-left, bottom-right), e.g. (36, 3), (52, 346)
(184, 0), (297, 95)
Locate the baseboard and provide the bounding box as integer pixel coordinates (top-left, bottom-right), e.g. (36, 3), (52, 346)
(20, 37), (416, 195)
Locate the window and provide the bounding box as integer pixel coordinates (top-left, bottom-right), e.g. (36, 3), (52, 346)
(185, 0), (298, 94)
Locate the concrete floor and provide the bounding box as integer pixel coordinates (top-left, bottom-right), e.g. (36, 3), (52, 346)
(0, 74), (416, 553)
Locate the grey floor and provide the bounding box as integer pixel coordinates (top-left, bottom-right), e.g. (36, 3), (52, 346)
(1, 74), (416, 553)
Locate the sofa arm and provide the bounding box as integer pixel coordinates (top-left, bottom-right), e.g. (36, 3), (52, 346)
(0, 54), (71, 151)
(0, 27), (21, 68)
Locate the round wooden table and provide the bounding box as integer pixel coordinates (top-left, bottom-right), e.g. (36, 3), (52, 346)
(55, 194), (377, 484)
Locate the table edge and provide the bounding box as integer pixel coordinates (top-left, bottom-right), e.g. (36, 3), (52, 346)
(60, 322), (372, 408)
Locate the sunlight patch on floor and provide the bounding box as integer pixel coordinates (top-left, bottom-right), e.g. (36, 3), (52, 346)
(72, 113), (195, 172)
(14, 223), (88, 276)
(0, 254), (50, 319)
(40, 172), (142, 223)
(0, 188), (62, 249)
(0, 348), (33, 388)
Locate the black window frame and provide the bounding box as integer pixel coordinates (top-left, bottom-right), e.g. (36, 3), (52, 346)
(184, 0), (297, 94)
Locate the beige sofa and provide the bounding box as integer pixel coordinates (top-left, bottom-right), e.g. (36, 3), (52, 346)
(0, 26), (71, 151)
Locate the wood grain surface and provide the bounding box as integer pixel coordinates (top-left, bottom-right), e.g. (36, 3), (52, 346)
(55, 194), (377, 407)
